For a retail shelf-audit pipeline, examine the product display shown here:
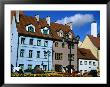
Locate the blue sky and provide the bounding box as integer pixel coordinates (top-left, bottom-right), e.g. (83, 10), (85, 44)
(24, 11), (100, 41)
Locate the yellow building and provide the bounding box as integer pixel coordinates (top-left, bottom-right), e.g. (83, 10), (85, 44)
(79, 35), (100, 60)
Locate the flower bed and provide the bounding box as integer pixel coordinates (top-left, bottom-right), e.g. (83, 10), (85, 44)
(11, 73), (64, 77)
(11, 72), (93, 77)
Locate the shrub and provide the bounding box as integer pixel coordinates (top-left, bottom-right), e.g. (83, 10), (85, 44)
(24, 69), (32, 72)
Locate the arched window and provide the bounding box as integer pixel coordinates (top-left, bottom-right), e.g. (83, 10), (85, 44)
(68, 32), (72, 38)
(28, 26), (34, 32)
(55, 42), (58, 47)
(59, 30), (63, 37)
(26, 24), (35, 32)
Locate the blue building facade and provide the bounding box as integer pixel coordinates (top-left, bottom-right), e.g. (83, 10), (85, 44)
(11, 11), (53, 71)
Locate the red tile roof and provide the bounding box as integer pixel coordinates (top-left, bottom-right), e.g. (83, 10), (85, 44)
(12, 12), (74, 40)
(88, 35), (100, 49)
(77, 48), (98, 60)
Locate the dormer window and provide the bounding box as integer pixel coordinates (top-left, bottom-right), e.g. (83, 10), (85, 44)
(68, 32), (72, 38)
(41, 27), (49, 35)
(59, 30), (63, 37)
(60, 32), (63, 37)
(43, 30), (48, 35)
(26, 24), (35, 32)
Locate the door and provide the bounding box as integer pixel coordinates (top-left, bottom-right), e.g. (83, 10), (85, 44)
(55, 64), (62, 72)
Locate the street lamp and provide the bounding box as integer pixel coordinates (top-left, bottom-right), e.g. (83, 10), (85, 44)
(62, 34), (80, 76)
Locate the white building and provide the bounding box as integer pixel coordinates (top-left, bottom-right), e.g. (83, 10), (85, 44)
(79, 21), (100, 71)
(11, 11), (53, 71)
(77, 48), (98, 74)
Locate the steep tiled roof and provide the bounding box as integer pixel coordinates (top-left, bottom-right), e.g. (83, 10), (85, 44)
(88, 35), (100, 49)
(13, 13), (74, 40)
(77, 48), (98, 60)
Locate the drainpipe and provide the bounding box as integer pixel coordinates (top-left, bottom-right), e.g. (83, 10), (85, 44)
(16, 34), (20, 67)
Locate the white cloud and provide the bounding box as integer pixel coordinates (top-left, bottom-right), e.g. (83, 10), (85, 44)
(55, 14), (94, 27)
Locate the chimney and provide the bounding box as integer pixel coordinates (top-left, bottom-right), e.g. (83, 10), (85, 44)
(67, 22), (72, 30)
(91, 21), (97, 37)
(35, 14), (39, 21)
(46, 16), (50, 26)
(16, 11), (19, 23)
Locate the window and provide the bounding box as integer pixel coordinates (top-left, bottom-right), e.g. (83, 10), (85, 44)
(44, 51), (47, 59)
(60, 53), (63, 60)
(59, 30), (63, 37)
(28, 64), (32, 70)
(43, 30), (48, 35)
(21, 38), (25, 44)
(37, 51), (40, 58)
(20, 49), (24, 57)
(55, 42), (58, 47)
(55, 53), (56, 59)
(26, 24), (35, 32)
(68, 54), (74, 61)
(62, 43), (65, 48)
(37, 40), (41, 46)
(11, 46), (12, 52)
(84, 61), (87, 65)
(93, 62), (96, 66)
(55, 53), (63, 60)
(29, 50), (33, 58)
(44, 41), (48, 47)
(41, 27), (49, 35)
(60, 32), (63, 37)
(29, 39), (33, 45)
(80, 61), (83, 65)
(84, 70), (87, 72)
(80, 70), (82, 72)
(69, 34), (72, 38)
(28, 26), (34, 32)
(89, 61), (92, 65)
(19, 64), (24, 69)
(43, 27), (49, 35)
(68, 32), (72, 39)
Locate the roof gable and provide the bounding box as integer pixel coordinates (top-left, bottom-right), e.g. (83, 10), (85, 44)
(88, 35), (100, 49)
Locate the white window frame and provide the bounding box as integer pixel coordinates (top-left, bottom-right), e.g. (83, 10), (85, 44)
(26, 24), (35, 32)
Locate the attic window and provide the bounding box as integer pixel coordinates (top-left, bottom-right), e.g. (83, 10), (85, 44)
(26, 24), (35, 32)
(59, 30), (63, 37)
(43, 29), (48, 35)
(60, 32), (63, 37)
(68, 32), (72, 38)
(41, 27), (49, 35)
